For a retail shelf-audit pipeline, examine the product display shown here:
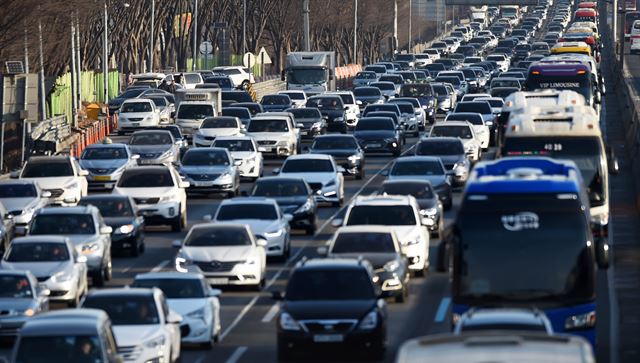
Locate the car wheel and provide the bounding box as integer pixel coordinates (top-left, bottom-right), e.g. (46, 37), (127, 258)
(413, 129), (420, 137)
(393, 148), (401, 157)
(253, 277), (266, 291)
(241, 80), (249, 90)
(131, 241), (140, 257)
(368, 344), (386, 361)
(139, 241), (145, 254)
(356, 166), (365, 180)
(277, 341), (294, 362)
(394, 286), (407, 303)
(104, 259), (112, 281)
(305, 223), (316, 236)
(171, 214), (183, 232)
(92, 269), (105, 287)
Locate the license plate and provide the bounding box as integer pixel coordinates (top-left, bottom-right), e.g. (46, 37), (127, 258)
(94, 176), (111, 181)
(300, 131), (308, 135)
(131, 123), (139, 127)
(367, 143), (381, 148)
(313, 334), (344, 343)
(141, 210), (155, 215)
(261, 147), (272, 152)
(192, 181), (210, 187)
(208, 278), (229, 285)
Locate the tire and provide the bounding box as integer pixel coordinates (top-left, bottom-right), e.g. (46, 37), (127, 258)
(444, 197), (453, 211)
(171, 214), (183, 232)
(393, 148), (401, 157)
(139, 241), (145, 254)
(241, 80), (249, 90)
(356, 167), (365, 180)
(131, 241), (140, 257)
(277, 341), (294, 362)
(92, 269), (105, 287)
(104, 259), (112, 281)
(253, 277), (265, 291)
(394, 285), (408, 303)
(305, 223), (316, 236)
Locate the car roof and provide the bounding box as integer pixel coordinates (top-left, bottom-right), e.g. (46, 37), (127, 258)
(382, 179), (433, 187)
(219, 197), (278, 206)
(418, 136), (462, 143)
(433, 121), (472, 127)
(85, 287), (156, 298)
(285, 154), (333, 161)
(10, 235), (69, 244)
(84, 143), (128, 149)
(35, 205), (95, 215)
(19, 309), (108, 337)
(134, 271), (206, 281)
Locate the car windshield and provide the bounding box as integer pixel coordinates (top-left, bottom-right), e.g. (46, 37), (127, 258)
(205, 77), (233, 88)
(312, 137), (358, 150)
(307, 97), (343, 110)
(436, 77), (461, 86)
(356, 72), (377, 79)
(286, 269), (375, 300)
(417, 140), (464, 155)
(79, 198), (134, 217)
(177, 104), (215, 119)
(382, 182), (435, 199)
(332, 232), (396, 253)
(185, 227), (252, 246)
(431, 125), (473, 139)
(0, 184), (37, 198)
(491, 79), (520, 88)
(15, 335), (104, 363)
(346, 205), (416, 226)
(148, 97), (167, 107)
(478, 99), (504, 108)
(391, 160), (443, 176)
(182, 150), (230, 166)
(217, 204), (278, 221)
(282, 159), (334, 173)
(455, 102), (492, 114)
(30, 214), (95, 235)
(372, 83), (395, 91)
(432, 85), (448, 96)
(213, 139), (254, 152)
(262, 95), (290, 105)
(118, 170), (174, 188)
(354, 88), (381, 96)
(287, 68), (327, 84)
(130, 133), (172, 145)
(447, 114), (484, 125)
(22, 161), (73, 178)
(0, 275), (33, 298)
(222, 108), (251, 119)
(201, 118), (238, 128)
(247, 119), (289, 132)
(83, 296), (159, 325)
(393, 103), (414, 114)
(82, 147), (128, 160)
(253, 181), (308, 197)
(121, 102), (152, 113)
(6, 242), (70, 262)
(289, 108), (321, 119)
(355, 119), (394, 131)
(133, 278), (206, 299)
(461, 322), (547, 332)
(281, 92), (305, 100)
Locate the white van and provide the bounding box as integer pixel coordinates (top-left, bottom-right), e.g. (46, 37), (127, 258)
(396, 333), (595, 363)
(630, 20), (640, 54)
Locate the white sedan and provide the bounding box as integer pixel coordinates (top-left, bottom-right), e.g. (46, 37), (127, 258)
(192, 116), (244, 147)
(274, 154), (345, 207)
(212, 137), (264, 180)
(133, 272), (222, 348)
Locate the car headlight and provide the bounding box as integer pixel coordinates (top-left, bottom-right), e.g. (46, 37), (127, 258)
(264, 228), (284, 238)
(65, 181), (79, 189)
(334, 117), (344, 122)
(421, 104), (428, 109)
(116, 224), (135, 234)
(383, 260), (400, 272)
(565, 311), (596, 331)
(22, 308), (35, 317)
(312, 122), (323, 129)
(161, 150), (175, 159)
(348, 154), (361, 163)
(81, 243), (101, 254)
(279, 312), (302, 331)
(454, 163), (467, 176)
(217, 171), (233, 181)
(160, 194), (180, 203)
(143, 335), (166, 349)
(187, 307), (206, 320)
(51, 270), (74, 283)
(357, 311), (379, 330)
(419, 207), (438, 217)
(295, 199), (313, 214)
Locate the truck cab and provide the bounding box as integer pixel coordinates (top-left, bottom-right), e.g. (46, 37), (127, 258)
(174, 89), (222, 138)
(282, 52), (336, 96)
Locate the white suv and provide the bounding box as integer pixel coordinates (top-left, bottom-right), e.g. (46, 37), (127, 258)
(213, 66), (256, 89)
(117, 99), (161, 134)
(247, 114), (299, 157)
(113, 165), (189, 232)
(15, 156), (88, 206)
(333, 195), (430, 275)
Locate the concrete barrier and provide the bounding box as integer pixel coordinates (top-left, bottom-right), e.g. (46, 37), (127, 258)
(253, 79), (286, 101)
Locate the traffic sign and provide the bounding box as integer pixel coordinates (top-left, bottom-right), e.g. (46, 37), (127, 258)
(257, 47), (272, 64)
(199, 41), (213, 55)
(243, 52), (256, 68)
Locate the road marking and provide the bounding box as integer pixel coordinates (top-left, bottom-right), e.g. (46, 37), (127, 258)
(224, 346), (248, 363)
(261, 303), (280, 323)
(150, 260), (170, 272)
(434, 297), (451, 323)
(193, 355), (206, 363)
(220, 296), (259, 341)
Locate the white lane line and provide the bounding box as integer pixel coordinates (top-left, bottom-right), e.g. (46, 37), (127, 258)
(150, 260), (170, 272)
(224, 346), (248, 363)
(261, 303), (280, 323)
(434, 297), (451, 323)
(220, 296), (259, 341)
(193, 355), (206, 363)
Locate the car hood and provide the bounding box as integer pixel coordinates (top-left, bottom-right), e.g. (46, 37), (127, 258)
(112, 325), (164, 347)
(167, 298), (207, 317)
(354, 130), (395, 139)
(180, 165), (230, 175)
(128, 144), (172, 155)
(113, 187), (177, 199)
(310, 150), (358, 158)
(0, 197), (39, 213)
(182, 245), (254, 262)
(416, 198), (439, 210)
(328, 252), (398, 269)
(22, 177), (76, 190)
(230, 151), (258, 160)
(279, 172), (335, 184)
(0, 261), (70, 278)
(103, 216), (137, 229)
(283, 300), (377, 321)
(270, 196), (308, 212)
(196, 128), (241, 137)
(79, 159), (128, 170)
(215, 219), (280, 235)
(0, 298), (35, 312)
(120, 111), (154, 118)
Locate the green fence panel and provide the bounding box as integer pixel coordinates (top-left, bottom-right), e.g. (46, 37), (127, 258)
(47, 70), (121, 121)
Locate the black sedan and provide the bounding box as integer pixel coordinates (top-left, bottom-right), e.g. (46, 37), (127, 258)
(308, 135), (365, 179)
(78, 195), (145, 256)
(250, 177), (317, 235)
(306, 96), (348, 133)
(354, 117), (403, 157)
(287, 107), (326, 139)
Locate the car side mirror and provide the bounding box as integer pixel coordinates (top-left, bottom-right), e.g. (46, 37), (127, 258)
(331, 218), (343, 228)
(256, 238), (268, 247)
(78, 169), (89, 177)
(10, 171), (20, 179)
(283, 214), (293, 222)
(296, 123), (304, 128)
(41, 191), (52, 198)
(356, 100), (363, 105)
(272, 168), (281, 175)
(271, 290), (284, 300)
(595, 238), (610, 269)
(316, 246), (328, 256)
(209, 288), (222, 297)
(76, 255), (88, 264)
(202, 214), (213, 222)
(234, 160), (243, 166)
(336, 166), (346, 174)
(131, 154), (140, 160)
(172, 239), (182, 248)
(100, 226), (113, 234)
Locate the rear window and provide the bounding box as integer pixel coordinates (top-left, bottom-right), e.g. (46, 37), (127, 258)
(118, 169), (174, 187)
(286, 269), (375, 300)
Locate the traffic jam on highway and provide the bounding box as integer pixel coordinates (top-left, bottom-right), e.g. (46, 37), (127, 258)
(0, 0), (618, 362)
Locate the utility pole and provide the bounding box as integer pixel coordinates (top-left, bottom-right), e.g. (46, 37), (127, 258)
(70, 19), (78, 127)
(303, 0), (310, 51)
(192, 0), (198, 71)
(408, 0), (412, 51)
(242, 0), (247, 55)
(38, 16), (45, 120)
(620, 8), (626, 70)
(24, 21), (29, 73)
(354, 0), (358, 64)
(76, 15), (82, 112)
(149, 0), (155, 72)
(613, 0), (618, 45)
(103, 0), (109, 103)
(393, 0), (398, 55)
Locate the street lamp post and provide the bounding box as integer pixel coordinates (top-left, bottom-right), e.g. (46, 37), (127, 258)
(103, 0), (109, 103)
(243, 0), (247, 55)
(192, 0), (198, 71)
(149, 0), (155, 72)
(354, 0), (357, 64)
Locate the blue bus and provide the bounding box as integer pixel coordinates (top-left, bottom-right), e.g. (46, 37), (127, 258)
(447, 157), (610, 347)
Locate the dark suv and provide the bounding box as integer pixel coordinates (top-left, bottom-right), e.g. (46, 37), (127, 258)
(273, 258), (387, 360)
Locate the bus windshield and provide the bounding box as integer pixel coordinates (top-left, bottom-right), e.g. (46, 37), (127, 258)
(526, 72), (592, 103)
(502, 136), (605, 207)
(454, 194), (596, 306)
